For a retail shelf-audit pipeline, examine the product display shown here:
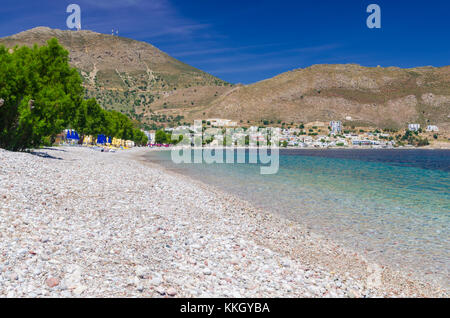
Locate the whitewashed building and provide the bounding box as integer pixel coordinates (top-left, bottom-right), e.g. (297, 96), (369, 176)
(408, 124), (421, 132)
(143, 130), (155, 143)
(207, 119), (238, 127)
(329, 121), (343, 135)
(426, 125), (439, 132)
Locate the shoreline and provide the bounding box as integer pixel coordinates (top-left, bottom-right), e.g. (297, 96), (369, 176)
(135, 149), (448, 297)
(0, 146), (447, 298)
(154, 145), (450, 151)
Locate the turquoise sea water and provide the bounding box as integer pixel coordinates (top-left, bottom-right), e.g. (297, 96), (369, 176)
(145, 149), (450, 286)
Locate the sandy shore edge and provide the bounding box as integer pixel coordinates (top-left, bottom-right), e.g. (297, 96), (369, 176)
(0, 146), (447, 298)
(133, 148), (449, 298)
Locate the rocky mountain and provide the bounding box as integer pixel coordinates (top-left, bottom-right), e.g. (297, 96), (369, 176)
(0, 27), (232, 129)
(1, 27), (449, 130)
(202, 64), (450, 130)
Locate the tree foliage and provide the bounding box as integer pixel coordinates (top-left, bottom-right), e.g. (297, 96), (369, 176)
(154, 130), (182, 145)
(0, 39), (83, 150)
(0, 39), (147, 151)
(155, 130), (169, 144)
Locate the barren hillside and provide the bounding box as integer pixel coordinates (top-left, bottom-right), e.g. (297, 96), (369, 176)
(1, 28), (449, 130)
(0, 27), (232, 128)
(202, 64), (450, 129)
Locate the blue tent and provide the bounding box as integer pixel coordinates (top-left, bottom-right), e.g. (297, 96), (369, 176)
(108, 136), (112, 144)
(74, 132), (79, 140)
(66, 130), (72, 140)
(97, 134), (107, 144)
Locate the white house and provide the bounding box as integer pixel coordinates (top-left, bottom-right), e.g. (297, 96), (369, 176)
(207, 118), (237, 127)
(426, 125), (439, 132)
(143, 130), (155, 143)
(408, 124), (421, 132)
(329, 121), (343, 135)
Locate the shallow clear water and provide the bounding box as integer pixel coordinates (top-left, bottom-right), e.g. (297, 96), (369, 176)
(145, 149), (450, 286)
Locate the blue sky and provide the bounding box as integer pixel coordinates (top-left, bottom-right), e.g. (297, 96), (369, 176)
(1, 0), (449, 84)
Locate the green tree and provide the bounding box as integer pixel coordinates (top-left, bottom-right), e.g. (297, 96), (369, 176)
(73, 99), (110, 143)
(223, 136), (233, 147)
(244, 135), (250, 146)
(0, 39), (83, 151)
(132, 129), (148, 146)
(107, 110), (135, 141)
(1, 39), (150, 150)
(155, 130), (167, 144)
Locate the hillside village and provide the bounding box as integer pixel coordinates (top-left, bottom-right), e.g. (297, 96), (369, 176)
(2, 28), (449, 150)
(2, 28), (449, 140)
(146, 119), (448, 149)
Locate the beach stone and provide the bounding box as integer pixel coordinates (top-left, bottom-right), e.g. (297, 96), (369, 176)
(45, 277), (60, 288)
(135, 266), (148, 279)
(150, 276), (163, 286)
(203, 268), (212, 275)
(61, 291), (72, 297)
(155, 286), (165, 295)
(167, 288), (177, 296)
(9, 273), (19, 281)
(73, 285), (87, 296)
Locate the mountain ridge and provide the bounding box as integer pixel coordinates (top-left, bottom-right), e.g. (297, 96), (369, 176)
(0, 27), (232, 129)
(201, 63), (450, 130)
(1, 27), (449, 130)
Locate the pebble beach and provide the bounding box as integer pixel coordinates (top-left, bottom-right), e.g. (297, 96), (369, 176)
(0, 146), (447, 298)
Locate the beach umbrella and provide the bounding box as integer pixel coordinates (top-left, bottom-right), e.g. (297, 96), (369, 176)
(97, 134), (106, 144)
